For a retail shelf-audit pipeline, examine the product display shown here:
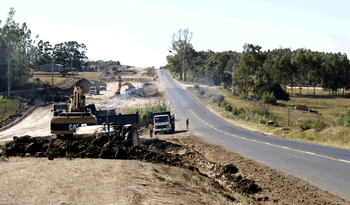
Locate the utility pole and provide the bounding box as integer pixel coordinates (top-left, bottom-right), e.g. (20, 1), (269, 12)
(232, 64), (236, 95)
(7, 57), (11, 98)
(51, 59), (54, 88)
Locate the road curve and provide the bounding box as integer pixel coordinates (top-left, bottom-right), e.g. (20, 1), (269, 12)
(0, 106), (52, 144)
(157, 69), (350, 199)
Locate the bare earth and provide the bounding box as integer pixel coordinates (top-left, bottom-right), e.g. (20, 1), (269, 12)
(0, 67), (349, 204)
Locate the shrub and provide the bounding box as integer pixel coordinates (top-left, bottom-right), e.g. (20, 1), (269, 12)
(313, 119), (327, 131)
(262, 92), (276, 104)
(220, 100), (227, 108)
(125, 100), (166, 127)
(213, 94), (224, 103)
(194, 84), (199, 89)
(198, 87), (205, 95)
(225, 104), (233, 112)
(337, 110), (350, 127)
(298, 122), (311, 131)
(239, 92), (248, 99)
(232, 107), (245, 116)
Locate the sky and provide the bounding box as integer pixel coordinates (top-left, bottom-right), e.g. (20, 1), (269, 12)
(1, 0), (349, 67)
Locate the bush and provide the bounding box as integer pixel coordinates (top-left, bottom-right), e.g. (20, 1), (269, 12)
(262, 92), (276, 104)
(225, 104), (233, 112)
(239, 92), (248, 99)
(298, 122), (311, 131)
(220, 100), (227, 108)
(232, 107), (245, 116)
(213, 94), (224, 103)
(254, 83), (290, 101)
(198, 87), (205, 95)
(313, 119), (327, 131)
(337, 110), (350, 127)
(125, 100), (166, 127)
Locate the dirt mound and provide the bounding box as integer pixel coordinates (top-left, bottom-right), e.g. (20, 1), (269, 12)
(142, 83), (159, 97)
(1, 136), (261, 197)
(71, 79), (92, 94)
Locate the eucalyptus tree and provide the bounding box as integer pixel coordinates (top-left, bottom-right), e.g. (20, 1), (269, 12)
(170, 28), (193, 81)
(235, 44), (265, 93)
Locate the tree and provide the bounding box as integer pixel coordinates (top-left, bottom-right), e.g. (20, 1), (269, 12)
(170, 28), (193, 81)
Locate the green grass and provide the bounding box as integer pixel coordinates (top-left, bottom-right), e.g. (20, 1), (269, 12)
(0, 97), (19, 127)
(124, 100), (167, 127)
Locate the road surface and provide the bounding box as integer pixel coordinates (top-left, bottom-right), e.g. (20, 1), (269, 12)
(0, 106), (52, 144)
(157, 69), (350, 199)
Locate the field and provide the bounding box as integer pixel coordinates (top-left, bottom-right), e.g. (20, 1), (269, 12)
(32, 71), (103, 87)
(185, 84), (350, 149)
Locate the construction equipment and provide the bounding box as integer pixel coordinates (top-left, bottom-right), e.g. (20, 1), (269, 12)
(153, 111), (175, 134)
(51, 86), (140, 145)
(50, 86), (98, 138)
(100, 82), (107, 91)
(89, 86), (100, 95)
(115, 81), (132, 95)
(74, 112), (140, 146)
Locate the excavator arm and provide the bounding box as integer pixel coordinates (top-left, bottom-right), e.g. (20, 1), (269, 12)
(115, 82), (132, 95)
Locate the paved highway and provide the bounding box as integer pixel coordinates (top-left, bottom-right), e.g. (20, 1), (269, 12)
(157, 69), (350, 199)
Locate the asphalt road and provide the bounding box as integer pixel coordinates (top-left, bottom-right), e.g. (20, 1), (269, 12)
(157, 69), (350, 199)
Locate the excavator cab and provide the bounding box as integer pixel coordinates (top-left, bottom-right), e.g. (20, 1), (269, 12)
(52, 104), (69, 116)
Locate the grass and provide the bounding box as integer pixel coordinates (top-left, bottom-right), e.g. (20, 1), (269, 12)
(186, 84), (350, 149)
(32, 71), (103, 87)
(124, 100), (167, 127)
(0, 97), (19, 127)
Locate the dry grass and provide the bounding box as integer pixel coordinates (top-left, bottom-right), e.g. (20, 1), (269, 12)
(32, 71), (103, 87)
(189, 85), (350, 149)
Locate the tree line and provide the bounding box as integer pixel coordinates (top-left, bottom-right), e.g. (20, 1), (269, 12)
(166, 29), (350, 100)
(0, 8), (89, 92)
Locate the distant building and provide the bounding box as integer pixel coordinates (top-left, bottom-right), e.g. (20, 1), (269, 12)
(41, 63), (64, 72)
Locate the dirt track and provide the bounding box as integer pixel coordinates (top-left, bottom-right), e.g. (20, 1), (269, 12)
(0, 106), (52, 144)
(0, 67), (349, 204)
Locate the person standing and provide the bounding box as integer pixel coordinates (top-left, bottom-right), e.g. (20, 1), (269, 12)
(186, 118), (189, 129)
(148, 123), (154, 138)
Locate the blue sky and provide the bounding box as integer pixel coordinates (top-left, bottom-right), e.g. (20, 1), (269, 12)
(1, 0), (349, 67)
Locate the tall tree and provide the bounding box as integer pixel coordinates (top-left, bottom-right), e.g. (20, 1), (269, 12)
(170, 28), (193, 81)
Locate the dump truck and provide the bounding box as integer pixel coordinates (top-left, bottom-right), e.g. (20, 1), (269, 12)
(89, 86), (100, 95)
(100, 82), (107, 91)
(153, 111), (175, 134)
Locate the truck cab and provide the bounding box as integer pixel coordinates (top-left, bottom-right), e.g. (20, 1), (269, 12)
(89, 86), (100, 95)
(100, 82), (107, 91)
(153, 111), (175, 134)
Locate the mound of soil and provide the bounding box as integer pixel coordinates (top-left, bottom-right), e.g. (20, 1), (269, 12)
(142, 83), (159, 97)
(1, 135), (261, 199)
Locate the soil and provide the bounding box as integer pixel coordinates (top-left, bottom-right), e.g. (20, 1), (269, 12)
(0, 67), (349, 204)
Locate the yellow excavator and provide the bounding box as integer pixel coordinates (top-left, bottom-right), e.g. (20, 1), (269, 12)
(51, 85), (141, 144)
(115, 81), (132, 95)
(50, 86), (97, 138)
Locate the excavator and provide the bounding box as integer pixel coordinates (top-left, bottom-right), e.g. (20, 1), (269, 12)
(50, 86), (97, 138)
(115, 81), (132, 95)
(50, 86), (140, 145)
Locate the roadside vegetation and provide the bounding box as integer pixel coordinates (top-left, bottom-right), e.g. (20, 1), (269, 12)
(0, 96), (19, 128)
(166, 28), (350, 149)
(125, 100), (167, 127)
(186, 84), (350, 149)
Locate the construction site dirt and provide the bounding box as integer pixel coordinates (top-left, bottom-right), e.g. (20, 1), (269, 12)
(0, 67), (349, 204)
